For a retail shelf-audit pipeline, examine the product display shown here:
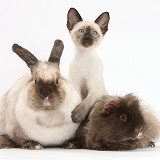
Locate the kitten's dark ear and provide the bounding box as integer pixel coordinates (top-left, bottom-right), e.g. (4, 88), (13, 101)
(95, 12), (110, 35)
(104, 101), (116, 116)
(48, 39), (64, 66)
(67, 8), (83, 31)
(12, 44), (38, 70)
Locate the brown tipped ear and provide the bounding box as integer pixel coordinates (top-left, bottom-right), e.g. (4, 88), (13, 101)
(67, 8), (83, 31)
(12, 44), (38, 69)
(104, 101), (117, 116)
(48, 39), (64, 65)
(95, 12), (110, 35)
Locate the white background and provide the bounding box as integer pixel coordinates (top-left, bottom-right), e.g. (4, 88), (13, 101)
(0, 0), (160, 159)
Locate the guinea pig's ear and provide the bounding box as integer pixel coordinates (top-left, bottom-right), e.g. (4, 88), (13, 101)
(48, 39), (64, 66)
(12, 44), (38, 70)
(67, 8), (83, 31)
(104, 102), (117, 116)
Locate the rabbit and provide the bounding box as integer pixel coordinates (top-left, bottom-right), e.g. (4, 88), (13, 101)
(0, 40), (82, 149)
(63, 93), (160, 150)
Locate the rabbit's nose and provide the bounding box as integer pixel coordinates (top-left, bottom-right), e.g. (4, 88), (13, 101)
(40, 94), (50, 100)
(135, 127), (142, 134)
(44, 97), (49, 101)
(38, 85), (52, 99)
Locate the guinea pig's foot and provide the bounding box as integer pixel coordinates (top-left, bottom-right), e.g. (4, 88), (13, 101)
(22, 140), (43, 150)
(63, 141), (80, 149)
(0, 135), (17, 149)
(71, 104), (87, 123)
(148, 141), (155, 148)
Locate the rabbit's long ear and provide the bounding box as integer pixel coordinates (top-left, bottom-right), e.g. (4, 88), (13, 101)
(48, 39), (64, 66)
(67, 8), (83, 31)
(12, 44), (38, 69)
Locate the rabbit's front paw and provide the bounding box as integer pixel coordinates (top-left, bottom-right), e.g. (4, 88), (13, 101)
(71, 104), (87, 123)
(22, 140), (43, 150)
(0, 135), (17, 149)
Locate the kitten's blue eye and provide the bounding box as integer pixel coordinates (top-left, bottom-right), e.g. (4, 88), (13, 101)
(92, 31), (98, 36)
(78, 29), (84, 34)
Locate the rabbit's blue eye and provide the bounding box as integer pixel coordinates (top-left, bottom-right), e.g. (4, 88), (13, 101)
(78, 29), (84, 34)
(92, 31), (97, 36)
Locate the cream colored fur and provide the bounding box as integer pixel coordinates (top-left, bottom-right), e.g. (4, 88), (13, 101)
(0, 70), (81, 147)
(69, 21), (108, 122)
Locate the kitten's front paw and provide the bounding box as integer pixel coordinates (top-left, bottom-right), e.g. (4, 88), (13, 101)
(22, 140), (43, 150)
(71, 105), (87, 123)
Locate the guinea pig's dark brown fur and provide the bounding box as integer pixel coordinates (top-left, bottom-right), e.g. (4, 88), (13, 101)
(63, 93), (160, 151)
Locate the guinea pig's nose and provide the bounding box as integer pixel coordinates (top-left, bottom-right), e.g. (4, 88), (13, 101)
(135, 127), (142, 134)
(136, 132), (142, 139)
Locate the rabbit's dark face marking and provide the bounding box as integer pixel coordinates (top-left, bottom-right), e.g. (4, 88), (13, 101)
(27, 82), (65, 110)
(35, 80), (57, 99)
(27, 61), (66, 110)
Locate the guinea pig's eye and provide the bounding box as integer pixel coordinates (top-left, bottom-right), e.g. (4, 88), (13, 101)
(78, 29), (84, 35)
(92, 31), (97, 36)
(120, 114), (127, 122)
(35, 79), (37, 83)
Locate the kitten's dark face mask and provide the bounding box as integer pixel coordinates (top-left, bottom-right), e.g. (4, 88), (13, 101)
(71, 25), (102, 48)
(78, 26), (99, 48)
(82, 33), (93, 48)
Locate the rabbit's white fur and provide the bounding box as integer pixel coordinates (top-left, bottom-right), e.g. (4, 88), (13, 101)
(0, 41), (82, 149)
(0, 70), (81, 147)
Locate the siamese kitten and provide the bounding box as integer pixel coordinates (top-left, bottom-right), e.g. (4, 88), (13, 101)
(67, 8), (110, 123)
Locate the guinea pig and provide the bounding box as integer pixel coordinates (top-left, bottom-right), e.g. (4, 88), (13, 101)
(63, 93), (160, 150)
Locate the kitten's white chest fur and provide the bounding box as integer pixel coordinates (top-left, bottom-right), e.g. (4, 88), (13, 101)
(70, 48), (107, 97)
